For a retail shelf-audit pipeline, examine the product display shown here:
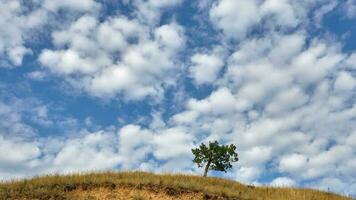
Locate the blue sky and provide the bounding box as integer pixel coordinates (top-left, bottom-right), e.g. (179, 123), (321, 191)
(0, 0), (355, 196)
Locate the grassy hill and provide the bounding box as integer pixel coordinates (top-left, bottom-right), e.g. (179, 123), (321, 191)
(0, 171), (352, 200)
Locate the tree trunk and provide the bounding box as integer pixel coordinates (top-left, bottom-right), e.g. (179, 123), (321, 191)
(203, 160), (211, 177)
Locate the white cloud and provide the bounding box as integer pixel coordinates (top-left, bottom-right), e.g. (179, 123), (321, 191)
(334, 71), (356, 92)
(209, 0), (298, 40)
(0, 136), (42, 179)
(344, 0), (356, 19)
(0, 0), (101, 67)
(39, 49), (108, 74)
(43, 0), (100, 12)
(118, 125), (153, 169)
(242, 146), (272, 166)
(168, 29), (355, 195)
(313, 1), (337, 27)
(268, 33), (306, 65)
(0, 0), (355, 196)
(173, 110), (199, 124)
(290, 40), (344, 85)
(0, 0), (44, 67)
(312, 178), (349, 194)
(271, 177), (296, 187)
(344, 53), (356, 69)
(0, 135), (40, 165)
(260, 0), (298, 27)
(265, 86), (309, 115)
(186, 87), (237, 116)
(0, 97), (36, 138)
(117, 124), (194, 171)
(152, 127), (193, 160)
(7, 46), (32, 66)
(39, 16), (185, 100)
(0, 121), (197, 179)
(26, 71), (47, 81)
(234, 166), (262, 183)
(210, 0), (261, 40)
(279, 153), (307, 173)
(190, 53), (224, 85)
(0, 130), (121, 179)
(53, 131), (120, 172)
(128, 0), (183, 25)
(209, 0), (338, 40)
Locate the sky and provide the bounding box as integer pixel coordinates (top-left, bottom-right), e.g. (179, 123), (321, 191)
(0, 0), (355, 196)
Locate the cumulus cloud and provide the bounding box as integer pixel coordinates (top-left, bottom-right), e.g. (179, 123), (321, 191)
(0, 0), (355, 197)
(0, 96), (38, 138)
(0, 0), (42, 67)
(118, 125), (153, 169)
(209, 0), (337, 40)
(0, 130), (120, 179)
(0, 0), (101, 67)
(190, 53), (224, 85)
(334, 71), (356, 92)
(279, 153), (308, 173)
(271, 177), (296, 187)
(43, 0), (100, 12)
(152, 127), (193, 160)
(210, 0), (265, 40)
(209, 0), (275, 40)
(0, 135), (40, 168)
(169, 28), (355, 195)
(344, 0), (356, 19)
(39, 15), (185, 100)
(53, 131), (120, 172)
(128, 0), (183, 25)
(344, 53), (356, 69)
(117, 124), (194, 172)
(313, 1), (337, 27)
(0, 136), (41, 179)
(0, 122), (196, 179)
(0, 97), (115, 177)
(26, 71), (48, 81)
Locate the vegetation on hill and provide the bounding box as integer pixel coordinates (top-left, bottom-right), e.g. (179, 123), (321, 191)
(192, 140), (239, 177)
(0, 171), (351, 200)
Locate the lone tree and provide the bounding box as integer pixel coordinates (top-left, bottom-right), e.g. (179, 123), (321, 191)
(192, 140), (238, 177)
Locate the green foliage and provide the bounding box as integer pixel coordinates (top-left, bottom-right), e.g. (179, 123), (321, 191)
(192, 141), (239, 174)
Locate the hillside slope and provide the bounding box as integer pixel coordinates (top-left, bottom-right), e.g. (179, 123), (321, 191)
(0, 171), (351, 200)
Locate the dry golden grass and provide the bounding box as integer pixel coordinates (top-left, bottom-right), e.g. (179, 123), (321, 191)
(0, 171), (352, 200)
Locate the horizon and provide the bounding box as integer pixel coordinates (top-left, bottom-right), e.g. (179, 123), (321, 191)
(0, 0), (355, 196)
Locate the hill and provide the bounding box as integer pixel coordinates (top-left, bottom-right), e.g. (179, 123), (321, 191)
(0, 171), (351, 200)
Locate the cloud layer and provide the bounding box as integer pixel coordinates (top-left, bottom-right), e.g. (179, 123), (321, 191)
(0, 0), (355, 196)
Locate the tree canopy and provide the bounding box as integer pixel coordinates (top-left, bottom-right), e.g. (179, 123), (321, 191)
(192, 140), (238, 177)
